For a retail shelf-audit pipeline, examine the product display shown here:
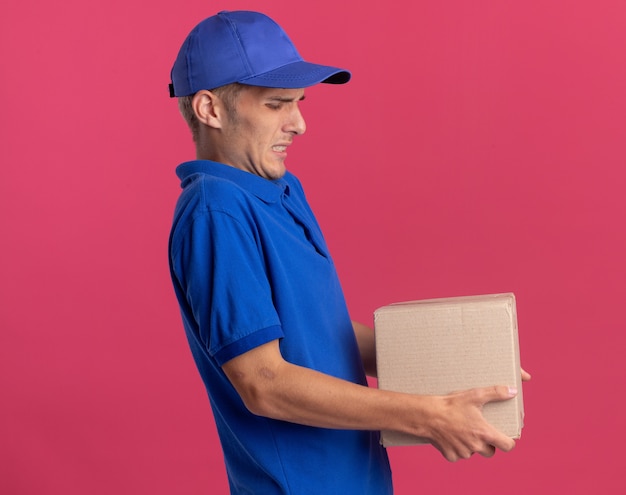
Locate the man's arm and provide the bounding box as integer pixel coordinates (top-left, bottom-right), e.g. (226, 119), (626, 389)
(352, 321), (377, 377)
(222, 339), (518, 462)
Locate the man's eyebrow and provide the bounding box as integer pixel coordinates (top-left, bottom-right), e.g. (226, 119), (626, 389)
(266, 94), (306, 102)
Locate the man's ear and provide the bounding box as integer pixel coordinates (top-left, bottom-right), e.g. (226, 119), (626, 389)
(192, 90), (223, 129)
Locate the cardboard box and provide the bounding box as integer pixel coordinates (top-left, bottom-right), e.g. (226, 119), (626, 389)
(374, 293), (524, 447)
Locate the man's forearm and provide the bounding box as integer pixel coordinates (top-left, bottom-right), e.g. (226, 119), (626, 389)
(233, 353), (428, 433)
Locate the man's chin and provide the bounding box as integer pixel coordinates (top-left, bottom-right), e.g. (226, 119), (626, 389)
(264, 163), (287, 180)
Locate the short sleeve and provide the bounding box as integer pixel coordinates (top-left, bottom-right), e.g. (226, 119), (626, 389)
(171, 209), (283, 365)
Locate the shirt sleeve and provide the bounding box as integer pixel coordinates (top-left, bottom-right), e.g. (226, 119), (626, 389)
(171, 208), (283, 366)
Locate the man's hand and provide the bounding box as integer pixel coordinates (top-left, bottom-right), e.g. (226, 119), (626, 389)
(424, 386), (519, 462)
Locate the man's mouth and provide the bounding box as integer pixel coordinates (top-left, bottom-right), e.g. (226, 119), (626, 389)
(272, 146), (287, 152)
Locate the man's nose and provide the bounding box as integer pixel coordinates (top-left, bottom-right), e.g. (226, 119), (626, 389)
(285, 105), (306, 135)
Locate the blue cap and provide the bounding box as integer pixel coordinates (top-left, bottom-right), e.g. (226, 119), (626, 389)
(169, 10), (351, 97)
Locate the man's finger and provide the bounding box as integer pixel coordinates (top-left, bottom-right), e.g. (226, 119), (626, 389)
(478, 385), (518, 405)
(477, 444), (496, 458)
(482, 423), (517, 453)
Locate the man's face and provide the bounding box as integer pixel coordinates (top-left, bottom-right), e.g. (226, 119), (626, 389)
(214, 86), (307, 180)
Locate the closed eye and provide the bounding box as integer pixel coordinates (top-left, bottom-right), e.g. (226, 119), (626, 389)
(265, 94), (306, 111)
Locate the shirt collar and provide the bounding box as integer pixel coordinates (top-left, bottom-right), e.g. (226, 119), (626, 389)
(176, 160), (289, 203)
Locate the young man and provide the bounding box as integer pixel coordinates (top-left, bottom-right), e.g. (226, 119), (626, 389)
(168, 10), (526, 494)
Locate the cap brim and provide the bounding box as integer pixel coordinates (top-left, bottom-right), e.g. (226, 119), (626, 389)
(238, 60), (351, 88)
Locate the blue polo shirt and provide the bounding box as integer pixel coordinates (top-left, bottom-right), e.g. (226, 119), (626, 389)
(169, 161), (392, 494)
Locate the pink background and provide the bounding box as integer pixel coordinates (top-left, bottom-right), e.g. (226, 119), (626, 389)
(2, 0), (625, 493)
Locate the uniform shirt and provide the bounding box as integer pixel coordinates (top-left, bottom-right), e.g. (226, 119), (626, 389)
(169, 160), (392, 494)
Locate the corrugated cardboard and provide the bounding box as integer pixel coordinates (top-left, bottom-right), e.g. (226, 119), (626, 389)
(374, 293), (524, 447)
